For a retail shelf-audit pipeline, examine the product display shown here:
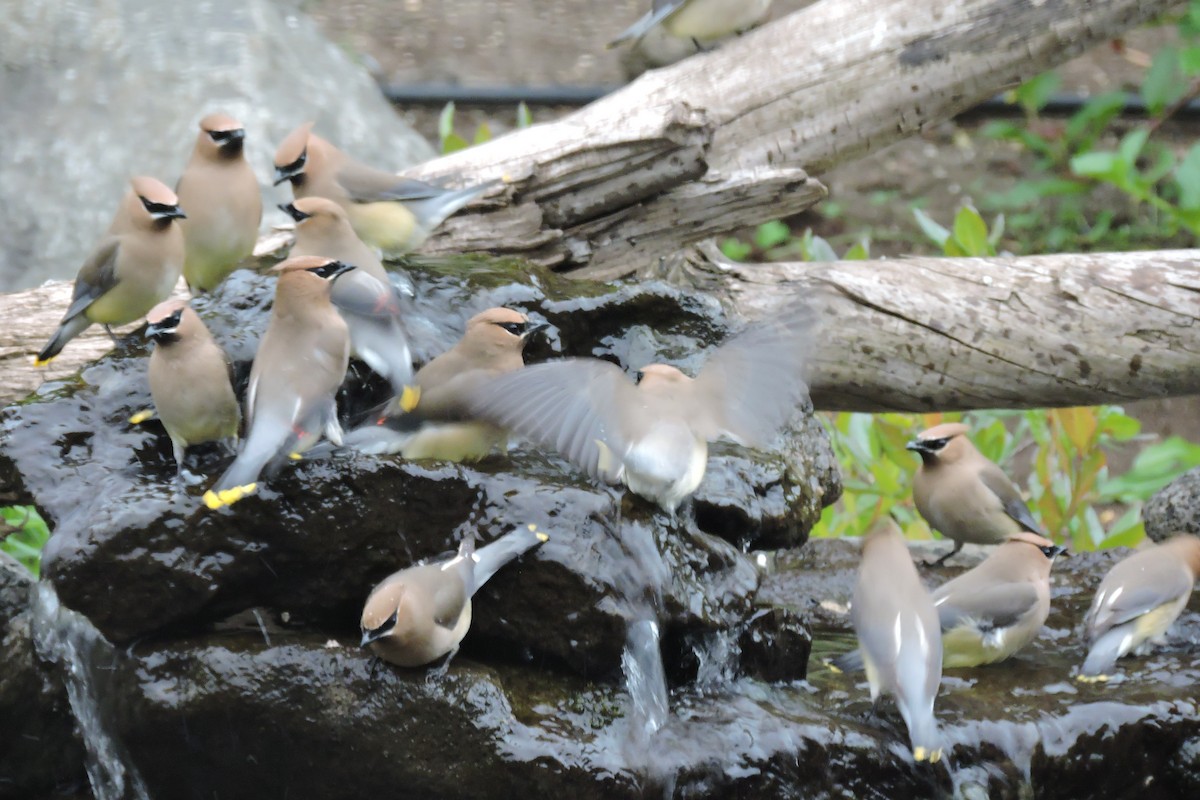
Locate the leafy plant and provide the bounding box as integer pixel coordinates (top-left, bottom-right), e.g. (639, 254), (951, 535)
(1, 506), (51, 578)
(913, 205), (1004, 256)
(817, 407), (1197, 551)
(720, 221), (869, 262)
(438, 101), (534, 154)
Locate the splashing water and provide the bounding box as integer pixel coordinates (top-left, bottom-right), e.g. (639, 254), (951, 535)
(30, 584), (149, 800)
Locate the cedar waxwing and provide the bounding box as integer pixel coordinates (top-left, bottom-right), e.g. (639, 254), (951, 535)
(1079, 533), (1200, 681)
(466, 303), (813, 514)
(143, 299), (240, 477)
(908, 422), (1044, 565)
(833, 532), (1066, 672)
(203, 256), (354, 510)
(35, 177), (186, 366)
(339, 307), (545, 462)
(281, 198), (415, 395)
(608, 0), (773, 49)
(360, 524), (549, 668)
(850, 521), (943, 763)
(176, 112), (263, 294)
(272, 122), (497, 254)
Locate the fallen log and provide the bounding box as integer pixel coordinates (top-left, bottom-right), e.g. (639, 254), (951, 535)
(408, 0), (1168, 279)
(3, 249), (1197, 411)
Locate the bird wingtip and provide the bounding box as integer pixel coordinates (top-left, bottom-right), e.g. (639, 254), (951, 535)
(32, 354), (55, 368)
(526, 523), (550, 543)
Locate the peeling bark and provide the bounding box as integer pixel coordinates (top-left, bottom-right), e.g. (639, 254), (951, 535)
(406, 0), (1168, 278)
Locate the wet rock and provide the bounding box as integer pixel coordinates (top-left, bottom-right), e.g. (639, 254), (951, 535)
(0, 555), (88, 799)
(0, 0), (435, 291)
(0, 260), (836, 678)
(737, 606), (812, 683)
(1143, 466), (1200, 542)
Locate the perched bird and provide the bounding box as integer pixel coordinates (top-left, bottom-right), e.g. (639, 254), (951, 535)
(834, 532), (1065, 672)
(273, 122), (497, 253)
(608, 0), (773, 49)
(908, 422), (1044, 565)
(1079, 534), (1200, 681)
(849, 521), (943, 764)
(175, 112), (263, 293)
(339, 307), (544, 462)
(361, 524), (549, 668)
(35, 177), (186, 366)
(467, 303), (814, 514)
(143, 299), (240, 478)
(282, 198), (415, 394)
(203, 256), (354, 510)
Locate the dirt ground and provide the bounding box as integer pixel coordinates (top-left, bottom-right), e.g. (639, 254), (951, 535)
(303, 2), (1199, 448)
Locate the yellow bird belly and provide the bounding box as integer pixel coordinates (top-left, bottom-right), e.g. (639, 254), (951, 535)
(348, 201), (420, 254)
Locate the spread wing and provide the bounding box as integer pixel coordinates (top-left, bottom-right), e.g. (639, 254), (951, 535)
(691, 302), (815, 446)
(978, 464), (1043, 534)
(934, 581), (1040, 633)
(65, 237), (122, 320)
(329, 267), (403, 319)
(468, 359), (640, 481)
(1086, 557), (1193, 638)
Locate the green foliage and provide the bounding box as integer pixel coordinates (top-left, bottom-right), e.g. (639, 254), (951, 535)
(912, 206), (1004, 256)
(1, 506), (50, 578)
(980, 2), (1200, 250)
(817, 407), (1197, 551)
(438, 101), (528, 154)
(720, 220), (869, 262)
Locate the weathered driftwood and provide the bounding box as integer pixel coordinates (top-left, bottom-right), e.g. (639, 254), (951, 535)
(683, 247), (1200, 412)
(4, 250), (1198, 411)
(409, 0), (1167, 279)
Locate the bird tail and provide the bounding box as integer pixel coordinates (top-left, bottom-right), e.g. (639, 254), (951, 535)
(203, 423), (291, 510)
(35, 314), (92, 366)
(607, 5), (677, 48)
(408, 179), (501, 233)
(469, 524), (549, 596)
(826, 648), (864, 674)
(1078, 627), (1128, 682)
(898, 698), (942, 764)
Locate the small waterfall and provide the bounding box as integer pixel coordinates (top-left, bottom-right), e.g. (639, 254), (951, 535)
(691, 628), (740, 693)
(30, 583), (149, 800)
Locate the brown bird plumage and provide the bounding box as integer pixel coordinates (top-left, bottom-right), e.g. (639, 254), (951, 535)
(36, 176), (186, 365)
(176, 112), (263, 293)
(1080, 533), (1200, 680)
(908, 422), (1044, 565)
(204, 256), (354, 509)
(144, 299), (240, 477)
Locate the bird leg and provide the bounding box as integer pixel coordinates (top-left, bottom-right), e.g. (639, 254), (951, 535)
(425, 645), (459, 684)
(368, 655), (386, 684)
(103, 324), (122, 346)
(928, 539), (964, 567)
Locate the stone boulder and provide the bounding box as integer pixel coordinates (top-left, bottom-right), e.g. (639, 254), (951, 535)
(0, 261), (838, 679)
(1143, 466), (1200, 542)
(0, 0), (435, 291)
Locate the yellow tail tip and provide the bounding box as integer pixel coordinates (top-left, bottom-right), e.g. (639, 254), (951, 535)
(1076, 673), (1109, 684)
(203, 483), (258, 510)
(128, 409), (155, 425)
(399, 385), (421, 413)
(32, 355), (55, 367)
(825, 661), (843, 675)
(913, 747), (942, 763)
(288, 452), (302, 461)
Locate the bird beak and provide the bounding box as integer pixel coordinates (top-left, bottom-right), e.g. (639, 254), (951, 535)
(144, 322), (173, 340)
(905, 439), (930, 454)
(225, 128), (246, 143)
(273, 164), (303, 186)
(521, 322), (549, 340)
(153, 205), (187, 221)
(279, 203), (310, 223)
(328, 261), (357, 280)
(360, 629), (382, 649)
(1053, 546), (1069, 559)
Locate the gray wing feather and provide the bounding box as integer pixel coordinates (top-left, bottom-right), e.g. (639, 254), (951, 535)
(1087, 560), (1192, 636)
(468, 359), (637, 481)
(609, 0), (686, 46)
(978, 465), (1043, 534)
(692, 303), (815, 445)
(64, 238), (122, 320)
(935, 582), (1040, 632)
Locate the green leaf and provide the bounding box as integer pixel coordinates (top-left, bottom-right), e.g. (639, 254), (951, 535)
(720, 237), (753, 262)
(754, 220), (792, 250)
(842, 240), (870, 260)
(438, 101), (457, 143)
(987, 213), (1006, 247)
(1179, 44), (1200, 75)
(1, 506), (51, 578)
(516, 101), (533, 129)
(473, 122), (492, 145)
(1064, 92), (1126, 150)
(1117, 128), (1150, 170)
(800, 231), (838, 263)
(441, 132), (469, 155)
(951, 206), (991, 256)
(1175, 143), (1200, 210)
(912, 207), (950, 247)
(1070, 151), (1121, 181)
(1142, 46), (1182, 116)
(1014, 72), (1062, 115)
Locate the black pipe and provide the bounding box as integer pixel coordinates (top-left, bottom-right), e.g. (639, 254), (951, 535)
(381, 83), (1200, 120)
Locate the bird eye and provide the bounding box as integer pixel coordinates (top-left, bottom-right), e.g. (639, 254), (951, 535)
(925, 437), (951, 451)
(1040, 545), (1062, 558)
(209, 129), (240, 143)
(306, 261), (351, 279)
(635, 370), (645, 384)
(367, 610), (398, 638)
(498, 322), (524, 335)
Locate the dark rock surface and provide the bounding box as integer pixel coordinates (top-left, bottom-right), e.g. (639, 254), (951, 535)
(0, 555), (88, 799)
(0, 261), (837, 678)
(0, 0), (436, 291)
(1143, 466), (1200, 542)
